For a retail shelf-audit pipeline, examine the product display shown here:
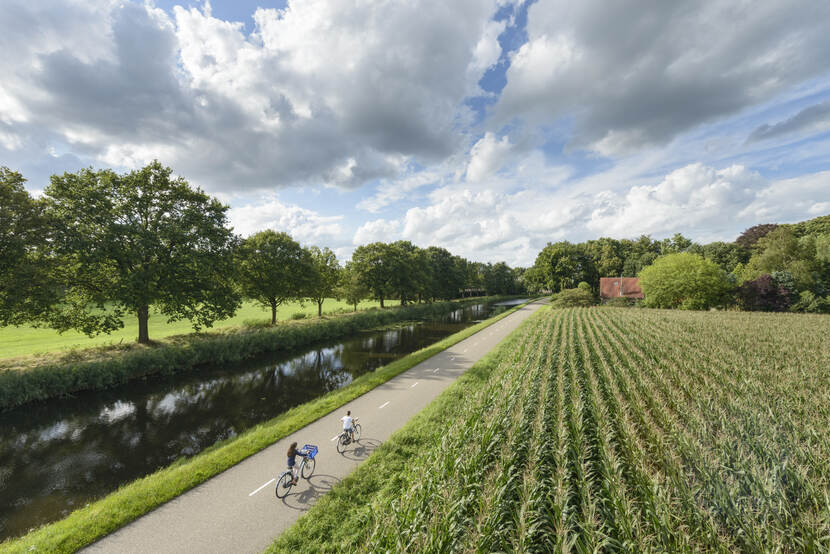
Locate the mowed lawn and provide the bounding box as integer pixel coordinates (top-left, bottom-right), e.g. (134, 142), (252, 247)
(0, 299), (381, 359)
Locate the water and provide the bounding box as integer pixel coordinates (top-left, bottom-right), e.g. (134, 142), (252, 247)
(0, 303), (495, 540)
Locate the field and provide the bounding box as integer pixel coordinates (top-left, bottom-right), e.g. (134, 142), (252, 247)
(272, 306), (830, 552)
(0, 299), (381, 359)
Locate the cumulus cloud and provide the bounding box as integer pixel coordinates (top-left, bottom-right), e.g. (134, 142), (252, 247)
(466, 132), (514, 182)
(495, 0), (830, 155)
(227, 196), (344, 245)
(1, 0), (503, 193)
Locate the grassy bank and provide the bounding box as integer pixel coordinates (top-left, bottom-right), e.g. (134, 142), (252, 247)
(0, 298), (497, 411)
(0, 300), (532, 553)
(0, 299), (383, 359)
(271, 306), (830, 552)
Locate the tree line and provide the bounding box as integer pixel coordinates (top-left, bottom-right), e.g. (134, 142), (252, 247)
(0, 163), (525, 344)
(527, 218), (830, 312)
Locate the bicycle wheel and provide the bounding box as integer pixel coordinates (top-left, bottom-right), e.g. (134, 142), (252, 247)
(352, 424), (361, 442)
(275, 472), (293, 499)
(301, 457), (316, 479)
(336, 433), (348, 453)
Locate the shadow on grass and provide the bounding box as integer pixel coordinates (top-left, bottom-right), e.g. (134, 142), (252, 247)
(279, 474), (340, 510)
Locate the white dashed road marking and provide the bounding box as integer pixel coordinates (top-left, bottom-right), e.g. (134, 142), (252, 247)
(410, 382), (418, 388)
(330, 434), (340, 441)
(378, 401), (390, 409)
(248, 478), (275, 497)
(432, 368), (440, 373)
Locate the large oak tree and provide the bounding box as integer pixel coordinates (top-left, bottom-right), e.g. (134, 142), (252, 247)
(44, 161), (240, 343)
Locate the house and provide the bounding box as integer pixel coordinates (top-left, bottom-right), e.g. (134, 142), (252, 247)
(599, 277), (644, 301)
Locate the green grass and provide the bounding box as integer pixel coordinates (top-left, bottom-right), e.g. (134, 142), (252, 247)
(0, 299), (381, 359)
(270, 306), (830, 552)
(0, 300), (533, 554)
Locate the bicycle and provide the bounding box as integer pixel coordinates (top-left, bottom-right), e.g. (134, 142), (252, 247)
(336, 418), (361, 453)
(275, 444), (318, 499)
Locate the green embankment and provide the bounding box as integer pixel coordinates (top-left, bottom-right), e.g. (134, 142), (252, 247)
(0, 299), (492, 411)
(0, 299), (531, 554)
(0, 299), (382, 359)
(270, 306), (830, 552)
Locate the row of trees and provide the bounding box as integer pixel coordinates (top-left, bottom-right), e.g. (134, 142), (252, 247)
(1, 163), (524, 344)
(530, 217), (830, 312)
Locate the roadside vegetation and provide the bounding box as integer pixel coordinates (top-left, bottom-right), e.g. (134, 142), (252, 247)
(271, 306), (830, 552)
(0, 301), (531, 553)
(0, 298), (499, 411)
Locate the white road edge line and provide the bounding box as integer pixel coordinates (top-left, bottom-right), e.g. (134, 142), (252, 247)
(378, 401), (390, 409)
(249, 478), (275, 497)
(410, 382), (418, 388)
(330, 434), (340, 441)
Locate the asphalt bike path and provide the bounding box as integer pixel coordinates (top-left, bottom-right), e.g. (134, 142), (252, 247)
(84, 300), (546, 553)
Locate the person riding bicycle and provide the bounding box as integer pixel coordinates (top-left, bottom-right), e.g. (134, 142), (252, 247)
(340, 410), (357, 442)
(286, 442), (308, 485)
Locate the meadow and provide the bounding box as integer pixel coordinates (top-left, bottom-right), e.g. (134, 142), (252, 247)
(0, 299), (381, 359)
(272, 306), (830, 552)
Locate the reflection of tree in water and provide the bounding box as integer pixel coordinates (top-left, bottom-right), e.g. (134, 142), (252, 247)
(0, 302), (494, 540)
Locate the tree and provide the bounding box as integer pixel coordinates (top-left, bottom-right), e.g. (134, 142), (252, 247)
(350, 242), (394, 307)
(337, 263), (370, 311)
(638, 252), (733, 310)
(550, 287), (594, 308)
(307, 246), (340, 316)
(0, 168), (58, 327)
(736, 274), (792, 311)
(44, 162), (240, 343)
(738, 227), (825, 293)
(533, 241), (597, 292)
(424, 246), (463, 300)
(735, 223), (778, 249)
(238, 230), (313, 324)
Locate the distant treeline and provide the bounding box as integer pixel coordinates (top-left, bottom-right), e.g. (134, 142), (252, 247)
(527, 215), (830, 312)
(1, 162), (526, 345)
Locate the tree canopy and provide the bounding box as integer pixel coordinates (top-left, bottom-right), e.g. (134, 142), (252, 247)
(44, 161), (240, 343)
(639, 253), (734, 310)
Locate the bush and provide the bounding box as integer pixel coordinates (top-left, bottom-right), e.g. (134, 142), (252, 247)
(291, 312), (308, 320)
(736, 274), (791, 311)
(639, 252), (733, 310)
(551, 287), (594, 308)
(603, 297), (638, 308)
(791, 290), (830, 313)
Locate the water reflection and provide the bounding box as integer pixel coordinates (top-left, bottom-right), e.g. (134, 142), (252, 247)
(0, 303), (493, 540)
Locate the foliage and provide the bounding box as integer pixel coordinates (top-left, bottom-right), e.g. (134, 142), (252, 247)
(603, 296), (638, 307)
(0, 167), (56, 327)
(336, 264), (370, 311)
(306, 246), (340, 316)
(790, 290), (830, 313)
(735, 223), (779, 248)
(550, 287), (595, 308)
(736, 274), (792, 311)
(0, 299), (527, 554)
(43, 161), (240, 343)
(738, 227), (828, 295)
(639, 252), (733, 309)
(237, 230), (312, 324)
(350, 242), (395, 307)
(533, 241), (598, 293)
(271, 307), (830, 552)
(0, 299), (497, 411)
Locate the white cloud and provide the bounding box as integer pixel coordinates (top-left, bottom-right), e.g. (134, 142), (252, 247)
(466, 132), (513, 182)
(228, 196), (344, 245)
(353, 219), (401, 245)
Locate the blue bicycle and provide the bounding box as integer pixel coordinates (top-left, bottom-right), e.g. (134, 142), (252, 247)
(276, 444), (318, 498)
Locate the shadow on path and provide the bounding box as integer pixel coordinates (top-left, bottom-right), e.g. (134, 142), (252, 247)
(279, 474), (340, 510)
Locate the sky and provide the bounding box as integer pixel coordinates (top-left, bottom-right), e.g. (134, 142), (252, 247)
(2, 0), (830, 267)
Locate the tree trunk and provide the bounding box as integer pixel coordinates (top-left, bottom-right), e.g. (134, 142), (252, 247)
(271, 300), (277, 324)
(380, 296), (384, 308)
(137, 304), (150, 344)
(353, 301), (358, 312)
(317, 299), (323, 317)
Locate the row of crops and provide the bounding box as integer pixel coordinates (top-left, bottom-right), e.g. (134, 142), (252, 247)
(274, 307), (830, 552)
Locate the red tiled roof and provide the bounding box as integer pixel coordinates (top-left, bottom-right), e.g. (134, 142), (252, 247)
(599, 277), (644, 299)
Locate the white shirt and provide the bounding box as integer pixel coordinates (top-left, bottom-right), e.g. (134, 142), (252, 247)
(341, 415), (353, 430)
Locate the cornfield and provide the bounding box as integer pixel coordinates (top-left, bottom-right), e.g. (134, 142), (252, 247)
(363, 307), (830, 552)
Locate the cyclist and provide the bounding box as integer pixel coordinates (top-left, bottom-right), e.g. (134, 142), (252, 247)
(340, 410), (356, 442)
(286, 442), (308, 485)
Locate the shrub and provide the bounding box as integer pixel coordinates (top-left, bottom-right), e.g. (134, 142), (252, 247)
(736, 274), (791, 311)
(550, 287), (594, 308)
(291, 312), (308, 320)
(791, 290), (830, 313)
(639, 252), (733, 310)
(603, 296), (637, 308)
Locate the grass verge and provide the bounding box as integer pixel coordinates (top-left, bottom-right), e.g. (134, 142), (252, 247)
(0, 298), (503, 411)
(0, 300), (535, 553)
(267, 304), (547, 553)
